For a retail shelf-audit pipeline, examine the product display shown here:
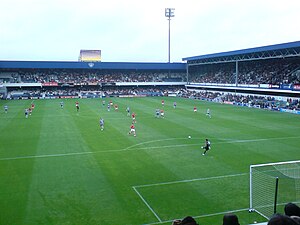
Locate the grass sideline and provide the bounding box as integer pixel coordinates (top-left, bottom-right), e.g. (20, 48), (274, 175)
(0, 97), (299, 225)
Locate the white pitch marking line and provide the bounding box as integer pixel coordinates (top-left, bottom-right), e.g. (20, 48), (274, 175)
(132, 187), (162, 223)
(0, 151), (94, 161)
(134, 173), (248, 224)
(0, 143), (196, 161)
(133, 172), (248, 189)
(112, 135), (300, 152)
(0, 136), (299, 161)
(123, 138), (187, 151)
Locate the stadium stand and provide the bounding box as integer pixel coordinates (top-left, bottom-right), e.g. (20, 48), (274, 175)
(3, 70), (185, 83)
(1, 59), (299, 113)
(188, 58), (300, 85)
(238, 58), (300, 85)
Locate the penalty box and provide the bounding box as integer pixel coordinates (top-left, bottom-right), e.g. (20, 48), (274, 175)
(133, 173), (248, 222)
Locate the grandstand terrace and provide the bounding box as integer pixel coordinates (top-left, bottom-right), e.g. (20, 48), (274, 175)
(0, 61), (186, 99)
(183, 41), (300, 98)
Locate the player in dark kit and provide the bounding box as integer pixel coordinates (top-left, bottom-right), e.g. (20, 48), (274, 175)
(202, 139), (211, 155)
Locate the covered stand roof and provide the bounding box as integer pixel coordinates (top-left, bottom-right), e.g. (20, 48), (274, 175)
(183, 41), (300, 65)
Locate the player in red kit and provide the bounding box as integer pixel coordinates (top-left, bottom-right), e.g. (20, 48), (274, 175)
(162, 100), (165, 107)
(128, 123), (136, 137)
(132, 112), (136, 123)
(194, 106), (197, 112)
(160, 109), (165, 118)
(114, 104), (118, 111)
(75, 101), (79, 112)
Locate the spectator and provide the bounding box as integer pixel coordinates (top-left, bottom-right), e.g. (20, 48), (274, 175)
(172, 216), (199, 225)
(291, 216), (300, 224)
(267, 214), (299, 225)
(222, 213), (240, 225)
(284, 203), (300, 217)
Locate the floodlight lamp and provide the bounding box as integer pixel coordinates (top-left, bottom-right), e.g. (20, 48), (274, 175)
(165, 8), (175, 18)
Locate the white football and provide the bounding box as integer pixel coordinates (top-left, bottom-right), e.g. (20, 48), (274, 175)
(188, 136), (191, 139)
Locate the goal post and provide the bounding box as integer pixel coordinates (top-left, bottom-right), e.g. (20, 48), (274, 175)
(249, 160), (300, 219)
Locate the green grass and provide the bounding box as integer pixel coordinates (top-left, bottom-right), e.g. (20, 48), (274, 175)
(0, 97), (299, 225)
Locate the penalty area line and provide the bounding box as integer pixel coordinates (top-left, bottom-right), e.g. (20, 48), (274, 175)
(134, 173), (248, 224)
(132, 186), (162, 223)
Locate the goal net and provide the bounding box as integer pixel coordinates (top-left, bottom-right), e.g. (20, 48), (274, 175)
(250, 160), (300, 219)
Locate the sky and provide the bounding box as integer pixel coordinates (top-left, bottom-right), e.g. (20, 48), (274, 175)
(0, 0), (299, 62)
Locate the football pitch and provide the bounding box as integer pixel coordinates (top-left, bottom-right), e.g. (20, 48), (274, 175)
(0, 97), (299, 225)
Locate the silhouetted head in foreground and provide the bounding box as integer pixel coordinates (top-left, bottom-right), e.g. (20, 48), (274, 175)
(223, 213), (240, 225)
(267, 214), (298, 225)
(284, 203), (300, 217)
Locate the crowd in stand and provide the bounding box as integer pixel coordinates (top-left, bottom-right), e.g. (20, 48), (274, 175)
(5, 86), (185, 99)
(1, 58), (299, 86)
(189, 63), (235, 84)
(183, 90), (300, 111)
(1, 61), (300, 111)
(173, 202), (300, 225)
(4, 85), (299, 111)
(189, 58), (300, 85)
(0, 70), (185, 84)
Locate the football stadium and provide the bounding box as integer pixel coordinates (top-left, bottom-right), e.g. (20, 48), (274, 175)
(0, 42), (300, 225)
